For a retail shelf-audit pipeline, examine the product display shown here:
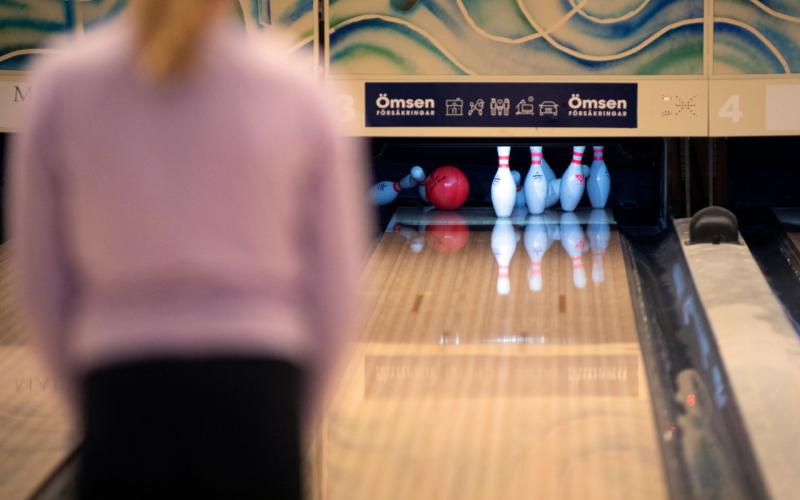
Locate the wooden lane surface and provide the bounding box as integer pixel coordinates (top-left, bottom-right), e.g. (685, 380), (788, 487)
(310, 227), (668, 500)
(789, 231), (800, 250)
(0, 247), (75, 500)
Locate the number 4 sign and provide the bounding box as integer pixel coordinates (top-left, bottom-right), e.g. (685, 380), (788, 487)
(718, 94), (743, 123)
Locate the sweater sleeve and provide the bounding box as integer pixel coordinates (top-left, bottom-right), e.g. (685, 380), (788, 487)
(299, 91), (371, 426)
(8, 61), (79, 416)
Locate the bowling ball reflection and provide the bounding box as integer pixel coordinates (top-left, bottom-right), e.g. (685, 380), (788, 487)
(425, 212), (469, 253)
(425, 165), (470, 210)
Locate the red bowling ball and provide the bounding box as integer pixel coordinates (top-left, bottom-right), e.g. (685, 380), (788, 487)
(424, 166), (470, 211)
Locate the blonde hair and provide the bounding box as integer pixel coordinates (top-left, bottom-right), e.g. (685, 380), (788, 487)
(131, 0), (225, 83)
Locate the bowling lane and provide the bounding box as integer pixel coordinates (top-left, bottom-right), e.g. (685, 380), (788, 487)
(0, 246), (75, 500)
(789, 232), (800, 250)
(309, 210), (668, 500)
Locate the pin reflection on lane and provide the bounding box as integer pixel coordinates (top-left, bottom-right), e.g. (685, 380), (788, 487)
(389, 208), (612, 295)
(588, 209), (611, 284)
(524, 216), (551, 292)
(491, 219), (517, 295)
(560, 212), (587, 289)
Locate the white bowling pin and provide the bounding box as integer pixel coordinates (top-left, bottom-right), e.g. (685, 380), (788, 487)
(491, 146), (517, 218)
(546, 178), (561, 208)
(560, 212), (587, 289)
(587, 146), (611, 208)
(588, 208), (611, 284)
(411, 165), (426, 185)
(541, 151), (555, 184)
(560, 146), (587, 212)
(491, 219), (517, 295)
(370, 168), (424, 205)
(511, 170), (527, 208)
(524, 146), (548, 215)
(370, 181), (402, 205)
(524, 216), (552, 292)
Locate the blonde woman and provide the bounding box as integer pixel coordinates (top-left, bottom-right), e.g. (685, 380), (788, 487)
(9, 1), (367, 498)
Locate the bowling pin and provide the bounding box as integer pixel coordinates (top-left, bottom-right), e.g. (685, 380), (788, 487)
(491, 219), (517, 295)
(524, 146), (548, 215)
(560, 146), (587, 212)
(491, 146), (516, 218)
(524, 216), (552, 292)
(560, 212), (587, 289)
(410, 165), (427, 185)
(540, 150), (555, 184)
(370, 167), (425, 205)
(587, 146), (611, 208)
(588, 208), (611, 284)
(546, 178), (561, 208)
(511, 170), (526, 208)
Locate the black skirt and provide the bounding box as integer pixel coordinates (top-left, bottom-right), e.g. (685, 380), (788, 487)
(77, 356), (303, 500)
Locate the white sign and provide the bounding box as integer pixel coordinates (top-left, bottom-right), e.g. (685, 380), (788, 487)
(0, 79), (31, 132)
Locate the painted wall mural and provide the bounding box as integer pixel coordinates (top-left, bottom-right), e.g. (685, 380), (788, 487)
(0, 1), (70, 70)
(0, 0), (315, 70)
(3, 1), (796, 75)
(713, 0), (800, 74)
(328, 0), (705, 76)
(264, 0), (316, 52)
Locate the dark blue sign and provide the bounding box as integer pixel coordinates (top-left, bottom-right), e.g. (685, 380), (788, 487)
(365, 82), (637, 128)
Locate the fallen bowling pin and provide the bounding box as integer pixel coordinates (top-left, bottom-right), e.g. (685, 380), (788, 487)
(370, 166), (426, 205)
(511, 170), (527, 208)
(546, 178), (561, 208)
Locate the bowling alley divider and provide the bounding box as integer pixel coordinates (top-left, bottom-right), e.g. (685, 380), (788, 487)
(675, 218), (800, 500)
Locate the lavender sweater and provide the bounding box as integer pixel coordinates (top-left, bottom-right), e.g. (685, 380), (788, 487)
(8, 20), (369, 419)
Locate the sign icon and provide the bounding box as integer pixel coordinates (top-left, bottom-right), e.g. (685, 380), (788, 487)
(539, 101), (559, 117)
(468, 98), (485, 116)
(674, 95), (698, 117)
(446, 98), (464, 117)
(490, 98), (511, 117)
(515, 97), (535, 116)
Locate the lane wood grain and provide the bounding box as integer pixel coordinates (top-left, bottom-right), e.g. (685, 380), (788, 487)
(0, 247), (75, 500)
(310, 228), (668, 500)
